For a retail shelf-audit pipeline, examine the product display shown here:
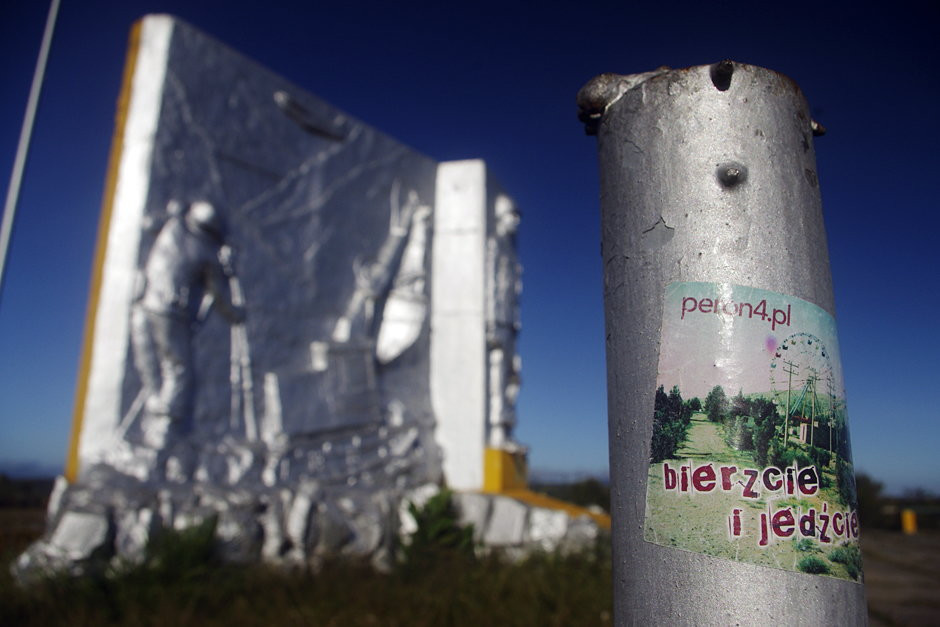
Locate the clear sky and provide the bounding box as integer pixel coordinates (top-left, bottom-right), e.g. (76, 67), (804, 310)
(1, 0), (937, 494)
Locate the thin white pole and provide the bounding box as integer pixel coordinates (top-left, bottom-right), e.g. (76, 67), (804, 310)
(0, 0), (62, 302)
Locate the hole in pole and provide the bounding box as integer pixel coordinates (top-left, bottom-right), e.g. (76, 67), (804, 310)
(710, 60), (734, 91)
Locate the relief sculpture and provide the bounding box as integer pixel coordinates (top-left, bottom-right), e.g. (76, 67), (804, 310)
(127, 200), (244, 453)
(486, 195), (523, 449)
(12, 17), (612, 585)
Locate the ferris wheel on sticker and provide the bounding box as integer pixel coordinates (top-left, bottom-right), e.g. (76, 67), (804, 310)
(769, 332), (834, 446)
(770, 333), (831, 381)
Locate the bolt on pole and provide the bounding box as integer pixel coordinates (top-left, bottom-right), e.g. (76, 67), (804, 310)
(579, 61), (867, 625)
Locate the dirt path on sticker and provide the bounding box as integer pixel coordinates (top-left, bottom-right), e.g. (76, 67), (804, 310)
(677, 414), (727, 460)
(644, 413), (858, 580)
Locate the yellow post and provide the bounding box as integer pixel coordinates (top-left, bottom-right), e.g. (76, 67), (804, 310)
(901, 508), (918, 535)
(482, 447), (528, 493)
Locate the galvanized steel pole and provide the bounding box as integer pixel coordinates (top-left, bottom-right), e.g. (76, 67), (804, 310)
(579, 62), (867, 625)
(0, 0), (61, 303)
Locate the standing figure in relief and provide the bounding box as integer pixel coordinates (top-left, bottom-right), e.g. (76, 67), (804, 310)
(485, 195), (522, 449)
(130, 201), (245, 448)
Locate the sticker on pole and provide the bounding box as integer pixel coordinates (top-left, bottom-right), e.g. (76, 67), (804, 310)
(644, 282), (862, 582)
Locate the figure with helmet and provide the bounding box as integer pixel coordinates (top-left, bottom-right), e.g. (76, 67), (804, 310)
(130, 200), (245, 448)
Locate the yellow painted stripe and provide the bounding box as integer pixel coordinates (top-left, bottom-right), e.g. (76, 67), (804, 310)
(502, 488), (611, 530)
(65, 20), (144, 482)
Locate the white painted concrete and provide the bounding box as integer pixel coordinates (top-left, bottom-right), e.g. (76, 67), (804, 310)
(79, 16), (173, 465)
(431, 161), (487, 491)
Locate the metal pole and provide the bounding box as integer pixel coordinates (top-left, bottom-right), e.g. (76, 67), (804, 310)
(579, 62), (867, 625)
(0, 0), (61, 303)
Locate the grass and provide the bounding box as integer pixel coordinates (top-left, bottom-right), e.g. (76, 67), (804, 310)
(1, 512), (612, 627)
(1, 550), (612, 626)
(829, 544), (862, 580)
(797, 555), (830, 575)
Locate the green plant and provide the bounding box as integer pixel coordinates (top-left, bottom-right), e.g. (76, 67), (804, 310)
(808, 446), (831, 470)
(797, 555), (830, 575)
(650, 385), (691, 462)
(2, 516), (615, 625)
(722, 416), (755, 451)
(771, 445), (812, 470)
(752, 399), (779, 467)
(829, 545), (862, 580)
(400, 489), (475, 569)
(704, 385), (728, 423)
(837, 459), (859, 509)
(793, 538), (817, 553)
(143, 516), (219, 582)
(738, 423), (754, 451)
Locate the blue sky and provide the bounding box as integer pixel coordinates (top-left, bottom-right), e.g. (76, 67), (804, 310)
(1, 0), (937, 494)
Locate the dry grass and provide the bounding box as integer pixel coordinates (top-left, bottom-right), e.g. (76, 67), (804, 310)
(0, 517), (612, 627)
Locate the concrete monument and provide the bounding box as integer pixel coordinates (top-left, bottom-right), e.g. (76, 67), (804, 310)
(14, 15), (605, 580)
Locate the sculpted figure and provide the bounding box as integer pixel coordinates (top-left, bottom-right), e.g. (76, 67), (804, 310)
(333, 188), (424, 346)
(485, 195), (522, 449)
(130, 201), (244, 447)
(376, 202), (432, 364)
(317, 189), (428, 428)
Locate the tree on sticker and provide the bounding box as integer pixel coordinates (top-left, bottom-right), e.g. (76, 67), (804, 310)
(837, 458), (859, 509)
(667, 385), (692, 425)
(731, 390), (750, 419)
(651, 385), (690, 462)
(704, 385), (728, 423)
(723, 390), (756, 451)
(752, 398), (779, 466)
(831, 403), (852, 463)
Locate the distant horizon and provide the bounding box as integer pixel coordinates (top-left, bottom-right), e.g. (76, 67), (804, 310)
(0, 457), (931, 499)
